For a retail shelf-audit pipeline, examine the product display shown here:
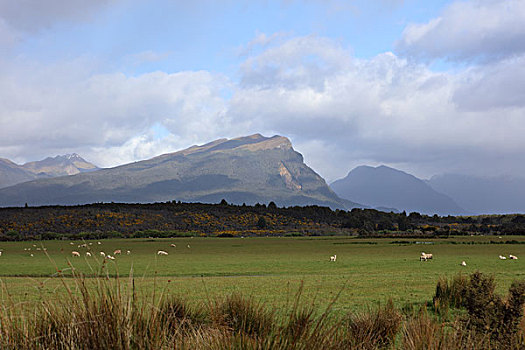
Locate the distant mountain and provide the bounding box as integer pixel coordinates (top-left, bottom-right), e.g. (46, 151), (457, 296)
(427, 174), (525, 215)
(0, 154), (98, 189)
(22, 153), (98, 177)
(0, 134), (358, 209)
(330, 165), (466, 216)
(0, 158), (37, 189)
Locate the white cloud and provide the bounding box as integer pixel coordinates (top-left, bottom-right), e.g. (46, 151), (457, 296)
(396, 0), (525, 62)
(0, 59), (230, 167)
(229, 35), (525, 180)
(1, 32), (524, 182)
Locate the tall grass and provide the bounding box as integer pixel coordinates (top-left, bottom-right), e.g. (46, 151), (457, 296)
(1, 270), (525, 349)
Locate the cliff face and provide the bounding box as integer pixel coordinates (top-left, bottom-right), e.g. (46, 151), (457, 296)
(0, 134), (354, 209)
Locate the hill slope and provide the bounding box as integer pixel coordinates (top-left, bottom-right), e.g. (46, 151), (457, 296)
(330, 165), (466, 215)
(0, 134), (355, 209)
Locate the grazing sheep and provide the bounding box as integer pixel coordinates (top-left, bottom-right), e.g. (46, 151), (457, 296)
(100, 252), (106, 257)
(86, 252), (92, 257)
(170, 244), (176, 248)
(420, 252), (433, 261)
(0, 251), (2, 256)
(114, 249), (122, 255)
(126, 250), (131, 255)
(330, 254), (337, 262)
(97, 242), (101, 245)
(157, 250), (169, 256)
(30, 253), (34, 257)
(106, 255), (115, 260)
(461, 261), (467, 266)
(71, 251), (81, 257)
(187, 245), (191, 248)
(510, 254), (519, 260)
(499, 255), (507, 260)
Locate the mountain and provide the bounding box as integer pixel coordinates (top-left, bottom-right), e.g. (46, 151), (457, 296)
(0, 154), (98, 189)
(0, 158), (37, 189)
(0, 134), (357, 209)
(427, 174), (525, 215)
(22, 153), (98, 177)
(330, 165), (466, 216)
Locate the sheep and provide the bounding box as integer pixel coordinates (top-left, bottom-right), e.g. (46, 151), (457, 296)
(86, 252), (92, 257)
(170, 244), (176, 248)
(330, 254), (337, 262)
(499, 255), (507, 260)
(100, 252), (106, 257)
(97, 241), (101, 245)
(157, 250), (169, 256)
(187, 245), (191, 249)
(461, 261), (467, 266)
(30, 253), (34, 257)
(71, 251), (81, 257)
(0, 251), (2, 256)
(510, 254), (519, 260)
(420, 252), (433, 261)
(126, 250), (131, 255)
(106, 255), (115, 260)
(113, 249), (122, 255)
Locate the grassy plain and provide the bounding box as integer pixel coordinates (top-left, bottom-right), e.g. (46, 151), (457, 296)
(1, 236), (525, 314)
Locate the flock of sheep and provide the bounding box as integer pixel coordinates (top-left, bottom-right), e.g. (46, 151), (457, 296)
(0, 241), (190, 260)
(419, 251), (518, 267)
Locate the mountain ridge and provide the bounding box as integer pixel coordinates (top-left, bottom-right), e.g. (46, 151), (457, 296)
(0, 134), (358, 210)
(0, 154), (98, 189)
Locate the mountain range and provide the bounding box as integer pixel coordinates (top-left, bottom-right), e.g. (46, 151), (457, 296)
(1, 135), (524, 215)
(330, 165), (467, 216)
(0, 154), (98, 189)
(0, 134), (355, 209)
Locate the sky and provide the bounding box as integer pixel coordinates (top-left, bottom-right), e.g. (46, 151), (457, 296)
(0, 0), (524, 182)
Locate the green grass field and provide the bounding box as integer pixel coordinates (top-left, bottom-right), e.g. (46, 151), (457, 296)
(1, 236), (525, 314)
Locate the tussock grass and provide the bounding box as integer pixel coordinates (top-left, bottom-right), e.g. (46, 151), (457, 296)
(1, 270), (525, 349)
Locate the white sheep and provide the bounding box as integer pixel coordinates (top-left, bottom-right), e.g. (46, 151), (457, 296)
(157, 250), (169, 255)
(126, 250), (131, 255)
(30, 253), (34, 257)
(71, 251), (81, 257)
(0, 251), (2, 256)
(461, 261), (467, 266)
(106, 255), (115, 260)
(113, 249), (122, 255)
(170, 244), (176, 248)
(510, 254), (519, 260)
(86, 252), (92, 257)
(420, 252), (433, 261)
(499, 255), (507, 260)
(330, 254), (337, 262)
(100, 252), (106, 257)
(187, 245), (191, 249)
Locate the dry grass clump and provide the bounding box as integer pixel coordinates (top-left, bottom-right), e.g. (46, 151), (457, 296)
(1, 270), (525, 349)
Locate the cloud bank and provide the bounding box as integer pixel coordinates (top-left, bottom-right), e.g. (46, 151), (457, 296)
(0, 0), (524, 182)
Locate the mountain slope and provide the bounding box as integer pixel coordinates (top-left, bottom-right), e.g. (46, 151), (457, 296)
(0, 154), (98, 189)
(0, 158), (37, 189)
(427, 174), (525, 215)
(330, 165), (466, 215)
(0, 134), (356, 209)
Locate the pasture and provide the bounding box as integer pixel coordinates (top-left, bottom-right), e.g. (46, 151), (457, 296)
(1, 235), (525, 313)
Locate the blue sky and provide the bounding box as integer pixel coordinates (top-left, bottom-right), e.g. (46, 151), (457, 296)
(1, 0), (524, 181)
